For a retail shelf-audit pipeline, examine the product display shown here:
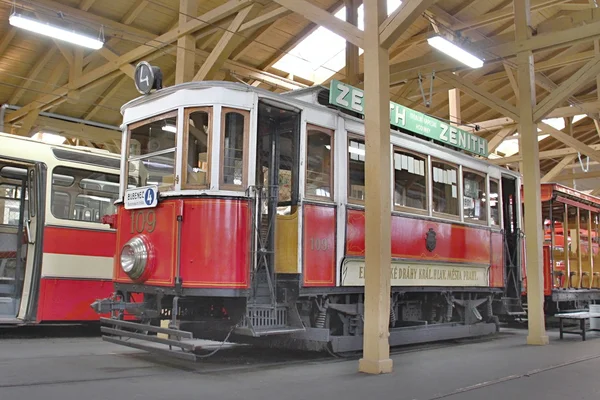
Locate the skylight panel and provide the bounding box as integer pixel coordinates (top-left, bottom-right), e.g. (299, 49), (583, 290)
(273, 0), (402, 83)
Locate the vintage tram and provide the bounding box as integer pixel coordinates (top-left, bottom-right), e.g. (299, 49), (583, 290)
(93, 71), (523, 359)
(520, 183), (600, 314)
(0, 131), (120, 324)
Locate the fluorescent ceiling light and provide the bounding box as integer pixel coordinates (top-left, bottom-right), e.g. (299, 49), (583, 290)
(9, 14), (103, 50)
(427, 36), (484, 69)
(162, 124), (177, 133)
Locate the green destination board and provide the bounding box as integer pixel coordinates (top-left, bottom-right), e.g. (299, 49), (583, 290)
(328, 79), (488, 157)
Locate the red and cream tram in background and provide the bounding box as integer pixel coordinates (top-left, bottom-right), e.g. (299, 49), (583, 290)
(0, 132), (120, 324)
(520, 183), (600, 314)
(94, 65), (524, 359)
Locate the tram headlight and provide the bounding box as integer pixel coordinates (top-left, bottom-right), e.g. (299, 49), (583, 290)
(120, 236), (150, 280)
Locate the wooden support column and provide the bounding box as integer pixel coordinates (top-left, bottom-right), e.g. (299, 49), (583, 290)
(176, 0), (198, 84)
(515, 0), (549, 346)
(448, 85), (460, 126)
(345, 0), (360, 85)
(359, 0), (392, 375)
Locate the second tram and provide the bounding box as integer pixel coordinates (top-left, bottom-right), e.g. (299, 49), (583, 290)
(0, 132), (121, 324)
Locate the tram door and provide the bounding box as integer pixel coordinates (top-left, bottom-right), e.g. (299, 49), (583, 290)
(254, 101), (301, 296)
(0, 161), (34, 321)
(502, 175), (521, 299)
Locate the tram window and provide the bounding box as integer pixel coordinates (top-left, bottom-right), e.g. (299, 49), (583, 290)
(51, 167), (118, 224)
(184, 108), (211, 188)
(348, 136), (365, 202)
(0, 184), (24, 226)
(305, 125), (333, 200)
(490, 179), (500, 226)
(431, 160), (459, 216)
(393, 149), (427, 211)
(221, 109), (249, 189)
(463, 170), (487, 224)
(127, 111), (177, 190)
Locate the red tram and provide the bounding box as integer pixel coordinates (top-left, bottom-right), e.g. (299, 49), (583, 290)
(520, 183), (600, 314)
(93, 66), (524, 359)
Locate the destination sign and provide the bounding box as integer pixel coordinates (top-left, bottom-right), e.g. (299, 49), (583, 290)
(125, 185), (158, 210)
(328, 80), (488, 157)
(341, 259), (488, 287)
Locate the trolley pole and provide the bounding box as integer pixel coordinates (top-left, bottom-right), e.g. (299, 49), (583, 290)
(515, 0), (549, 345)
(359, 0), (393, 374)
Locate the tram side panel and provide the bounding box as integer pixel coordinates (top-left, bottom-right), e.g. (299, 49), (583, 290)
(37, 226), (115, 321)
(343, 209), (497, 288)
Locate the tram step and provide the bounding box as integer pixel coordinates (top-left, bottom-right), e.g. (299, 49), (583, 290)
(236, 303), (305, 337)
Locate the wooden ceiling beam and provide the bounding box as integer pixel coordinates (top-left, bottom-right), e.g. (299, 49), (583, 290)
(379, 0), (437, 49)
(271, 0), (364, 47)
(537, 121), (600, 163)
(79, 0), (96, 11)
(554, 170), (600, 181)
(490, 144), (600, 164)
(540, 154), (578, 182)
(488, 126), (518, 153)
(82, 75), (129, 121)
(194, 5), (256, 81)
(5, 0), (252, 125)
(437, 72), (520, 120)
(534, 55), (600, 121)
(8, 47), (58, 105)
(122, 0), (149, 25)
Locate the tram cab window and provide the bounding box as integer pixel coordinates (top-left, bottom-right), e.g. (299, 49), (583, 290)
(490, 179), (500, 226)
(348, 136), (365, 202)
(463, 170), (487, 224)
(305, 125), (333, 200)
(184, 108), (211, 188)
(221, 109), (249, 189)
(431, 160), (459, 216)
(393, 149), (427, 212)
(128, 111), (177, 190)
(51, 167), (119, 223)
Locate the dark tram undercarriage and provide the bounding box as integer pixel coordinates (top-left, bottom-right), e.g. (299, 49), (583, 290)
(93, 282), (501, 360)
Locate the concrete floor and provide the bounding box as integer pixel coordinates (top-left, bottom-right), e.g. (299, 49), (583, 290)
(1, 325), (599, 400)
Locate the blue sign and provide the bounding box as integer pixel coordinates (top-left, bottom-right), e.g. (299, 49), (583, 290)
(144, 188), (155, 206)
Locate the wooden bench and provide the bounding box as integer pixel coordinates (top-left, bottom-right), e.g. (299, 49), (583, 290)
(555, 311), (600, 341)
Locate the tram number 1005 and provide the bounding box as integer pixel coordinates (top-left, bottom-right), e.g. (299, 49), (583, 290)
(130, 210), (156, 234)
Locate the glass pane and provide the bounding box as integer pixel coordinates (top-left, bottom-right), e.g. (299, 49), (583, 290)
(581, 210), (592, 288)
(129, 114), (177, 157)
(463, 171), (487, 223)
(567, 205), (579, 288)
(431, 161), (459, 215)
(552, 204), (567, 289)
(128, 151), (176, 190)
(348, 137), (365, 201)
(51, 167), (119, 223)
(223, 112), (245, 186)
(394, 150), (426, 210)
(306, 128), (332, 198)
(490, 179), (500, 226)
(0, 184), (23, 225)
(187, 110), (210, 186)
(593, 213), (599, 288)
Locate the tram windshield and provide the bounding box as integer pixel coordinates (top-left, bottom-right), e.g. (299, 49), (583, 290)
(127, 111), (178, 190)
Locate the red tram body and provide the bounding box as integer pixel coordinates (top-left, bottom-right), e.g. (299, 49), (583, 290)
(94, 74), (524, 359)
(520, 183), (600, 313)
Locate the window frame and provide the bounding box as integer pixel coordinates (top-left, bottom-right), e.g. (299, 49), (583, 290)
(347, 133), (365, 205)
(461, 167), (488, 226)
(430, 157), (461, 220)
(50, 166), (119, 224)
(219, 107), (250, 191)
(182, 106), (212, 190)
(304, 124), (334, 202)
(392, 146), (429, 216)
(125, 110), (179, 192)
